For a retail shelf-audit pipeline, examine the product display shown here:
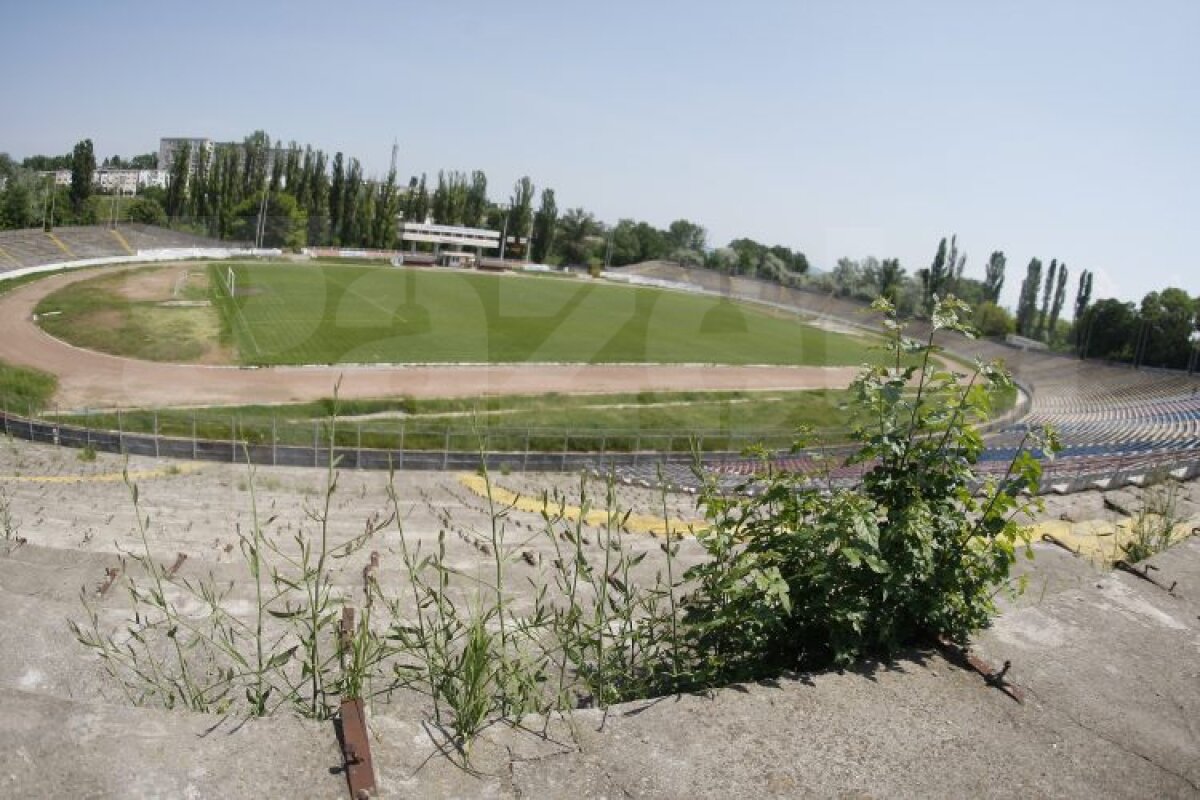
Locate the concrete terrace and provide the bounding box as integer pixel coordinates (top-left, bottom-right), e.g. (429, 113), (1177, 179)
(0, 436), (1196, 798)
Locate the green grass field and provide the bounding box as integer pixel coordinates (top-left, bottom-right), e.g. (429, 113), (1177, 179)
(212, 261), (879, 366)
(50, 389), (853, 453)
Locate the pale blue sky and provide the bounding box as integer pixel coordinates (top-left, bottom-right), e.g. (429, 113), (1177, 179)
(3, 0), (1196, 311)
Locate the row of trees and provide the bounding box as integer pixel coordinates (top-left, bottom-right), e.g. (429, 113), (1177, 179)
(825, 236), (1198, 371)
(2, 134), (813, 287)
(5, 137), (1197, 369)
(1077, 289), (1199, 370)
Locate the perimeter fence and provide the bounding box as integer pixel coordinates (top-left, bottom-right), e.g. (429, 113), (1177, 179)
(0, 405), (761, 472)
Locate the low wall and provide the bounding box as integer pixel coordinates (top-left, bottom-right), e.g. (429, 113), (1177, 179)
(0, 247), (283, 283)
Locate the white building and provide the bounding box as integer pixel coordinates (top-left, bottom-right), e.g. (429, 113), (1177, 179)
(94, 168), (171, 194)
(158, 137), (213, 175)
(38, 170), (72, 187)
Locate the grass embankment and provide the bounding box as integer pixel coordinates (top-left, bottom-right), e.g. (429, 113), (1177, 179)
(0, 361), (57, 414)
(210, 260), (882, 366)
(34, 266), (223, 363)
(48, 389), (855, 453)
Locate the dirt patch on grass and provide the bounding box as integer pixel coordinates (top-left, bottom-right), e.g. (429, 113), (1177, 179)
(34, 267), (233, 366)
(114, 266), (190, 301)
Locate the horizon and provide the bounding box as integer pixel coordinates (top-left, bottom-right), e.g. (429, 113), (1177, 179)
(2, 1), (1197, 312)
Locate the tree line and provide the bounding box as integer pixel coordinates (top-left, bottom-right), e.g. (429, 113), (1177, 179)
(826, 237), (1197, 370)
(1, 133), (813, 285)
(3, 134), (1197, 371)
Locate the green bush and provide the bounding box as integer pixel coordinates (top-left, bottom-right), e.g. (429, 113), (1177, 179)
(681, 297), (1057, 679)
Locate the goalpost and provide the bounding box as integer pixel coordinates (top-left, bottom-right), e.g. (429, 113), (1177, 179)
(226, 266), (236, 297)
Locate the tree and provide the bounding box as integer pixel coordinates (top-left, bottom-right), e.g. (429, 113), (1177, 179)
(945, 234), (966, 295)
(1080, 298), (1136, 360)
(69, 139), (95, 210)
(328, 153), (345, 243)
(1046, 263), (1069, 345)
(0, 179), (33, 229)
(1072, 270), (1094, 353)
(1015, 258), (1043, 337)
(509, 177), (536, 257)
(609, 219), (666, 266)
(1035, 259), (1058, 340)
(370, 168), (401, 249)
(125, 197), (167, 227)
(920, 237), (948, 312)
(983, 251), (1005, 303)
(164, 141), (190, 220)
(973, 301), (1014, 337)
(530, 188), (558, 263)
(665, 219), (706, 253)
(339, 158), (363, 245)
(878, 258), (905, 303)
(463, 171), (488, 227)
(1138, 288), (1198, 368)
(232, 191), (307, 249)
(556, 207), (600, 265)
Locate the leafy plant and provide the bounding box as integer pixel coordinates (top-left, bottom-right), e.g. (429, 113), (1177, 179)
(680, 297), (1057, 678)
(1121, 476), (1182, 563)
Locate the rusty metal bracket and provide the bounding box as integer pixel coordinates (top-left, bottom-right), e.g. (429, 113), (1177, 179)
(338, 697), (376, 799)
(1114, 559), (1178, 595)
(1040, 533), (1079, 556)
(97, 562), (124, 597)
(935, 637), (1025, 704)
(165, 552), (187, 579)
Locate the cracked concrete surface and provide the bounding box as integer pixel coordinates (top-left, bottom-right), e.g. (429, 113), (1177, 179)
(0, 437), (1197, 798)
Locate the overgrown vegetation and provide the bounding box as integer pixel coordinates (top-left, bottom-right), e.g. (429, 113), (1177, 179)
(0, 359), (57, 414)
(51, 388), (855, 453)
(71, 298), (1053, 757)
(1121, 477), (1185, 563)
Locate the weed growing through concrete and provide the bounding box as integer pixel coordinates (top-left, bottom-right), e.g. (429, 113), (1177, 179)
(1122, 476), (1183, 563)
(71, 390), (394, 719)
(0, 485), (19, 541)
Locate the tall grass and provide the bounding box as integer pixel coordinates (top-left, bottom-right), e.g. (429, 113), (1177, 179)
(0, 360), (57, 414)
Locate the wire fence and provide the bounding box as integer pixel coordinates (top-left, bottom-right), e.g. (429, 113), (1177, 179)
(4, 401), (1198, 494)
(2, 405), (768, 472)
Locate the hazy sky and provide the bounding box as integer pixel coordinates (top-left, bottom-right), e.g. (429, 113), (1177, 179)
(3, 1), (1196, 311)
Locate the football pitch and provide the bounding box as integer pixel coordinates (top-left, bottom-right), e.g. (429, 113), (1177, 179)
(213, 261), (878, 367)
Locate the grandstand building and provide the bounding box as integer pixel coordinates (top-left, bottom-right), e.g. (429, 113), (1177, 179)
(397, 219), (528, 267)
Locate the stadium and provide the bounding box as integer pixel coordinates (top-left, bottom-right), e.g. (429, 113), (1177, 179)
(0, 218), (1198, 796)
(0, 223), (1196, 487)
